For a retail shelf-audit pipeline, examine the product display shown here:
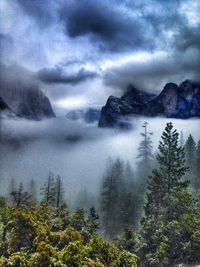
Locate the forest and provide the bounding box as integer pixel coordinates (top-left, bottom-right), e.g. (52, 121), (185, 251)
(0, 122), (200, 267)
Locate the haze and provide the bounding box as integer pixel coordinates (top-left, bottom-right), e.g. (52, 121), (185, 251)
(0, 117), (199, 205)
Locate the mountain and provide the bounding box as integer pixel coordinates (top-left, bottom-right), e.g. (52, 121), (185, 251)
(0, 97), (18, 119)
(98, 80), (200, 128)
(0, 64), (56, 120)
(66, 108), (100, 123)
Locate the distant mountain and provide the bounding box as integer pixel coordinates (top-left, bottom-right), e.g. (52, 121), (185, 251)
(99, 80), (200, 128)
(66, 108), (100, 123)
(0, 64), (55, 120)
(0, 97), (17, 119)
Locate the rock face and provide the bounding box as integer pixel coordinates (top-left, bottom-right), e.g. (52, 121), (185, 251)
(0, 63), (56, 120)
(66, 108), (100, 123)
(0, 97), (17, 118)
(99, 80), (200, 128)
(0, 97), (10, 111)
(15, 90), (56, 120)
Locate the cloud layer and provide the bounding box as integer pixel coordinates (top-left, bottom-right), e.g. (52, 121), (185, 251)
(0, 0), (199, 107)
(38, 67), (96, 85)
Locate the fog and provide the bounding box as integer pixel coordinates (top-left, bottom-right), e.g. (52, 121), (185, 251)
(0, 116), (199, 203)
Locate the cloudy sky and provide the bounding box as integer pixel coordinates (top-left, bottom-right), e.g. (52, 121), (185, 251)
(1, 0), (200, 112)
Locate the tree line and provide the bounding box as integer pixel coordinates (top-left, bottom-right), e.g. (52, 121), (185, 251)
(0, 122), (200, 266)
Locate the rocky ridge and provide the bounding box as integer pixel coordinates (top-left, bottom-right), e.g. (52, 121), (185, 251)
(98, 80), (200, 128)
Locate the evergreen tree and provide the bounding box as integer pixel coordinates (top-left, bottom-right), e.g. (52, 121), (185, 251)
(179, 131), (185, 147)
(10, 182), (32, 207)
(146, 122), (189, 221)
(55, 175), (64, 208)
(86, 207), (100, 236)
(194, 140), (200, 192)
(124, 161), (135, 190)
(7, 178), (17, 204)
(185, 134), (196, 167)
(119, 191), (133, 230)
(28, 178), (37, 202)
(100, 158), (124, 239)
(185, 134), (196, 186)
(139, 122), (198, 266)
(75, 188), (95, 210)
(120, 161), (138, 229)
(115, 227), (137, 253)
(40, 172), (55, 205)
(136, 121), (154, 181)
(135, 122), (154, 225)
(71, 208), (86, 231)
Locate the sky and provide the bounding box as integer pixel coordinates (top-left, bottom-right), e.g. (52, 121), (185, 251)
(1, 0), (200, 112)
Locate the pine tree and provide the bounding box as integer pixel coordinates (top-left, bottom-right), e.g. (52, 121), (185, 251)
(55, 175), (64, 208)
(146, 122), (189, 221)
(10, 182), (32, 207)
(179, 131), (185, 147)
(115, 227), (136, 253)
(135, 122), (154, 225)
(71, 208), (86, 231)
(28, 178), (37, 202)
(194, 140), (200, 192)
(157, 123), (188, 193)
(100, 158), (124, 239)
(185, 134), (196, 167)
(40, 172), (55, 205)
(139, 122), (197, 266)
(137, 121), (154, 181)
(7, 178), (17, 204)
(124, 161), (135, 190)
(86, 207), (100, 236)
(185, 134), (196, 186)
(136, 122), (154, 198)
(75, 188), (95, 210)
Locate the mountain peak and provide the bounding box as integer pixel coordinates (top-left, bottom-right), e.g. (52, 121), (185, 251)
(99, 80), (200, 128)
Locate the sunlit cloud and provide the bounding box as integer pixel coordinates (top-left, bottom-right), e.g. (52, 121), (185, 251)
(55, 96), (89, 109)
(100, 51), (168, 71)
(180, 0), (200, 26)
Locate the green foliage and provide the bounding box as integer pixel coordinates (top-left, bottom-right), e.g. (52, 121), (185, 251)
(114, 227), (137, 253)
(50, 226), (82, 250)
(185, 134), (196, 168)
(137, 122), (153, 186)
(61, 240), (87, 266)
(87, 235), (138, 267)
(1, 123), (199, 267)
(185, 134), (197, 188)
(40, 172), (56, 205)
(0, 252), (28, 267)
(0, 197), (9, 242)
(100, 158), (138, 238)
(194, 140), (200, 191)
(86, 207), (100, 236)
(10, 182), (33, 207)
(6, 208), (36, 254)
(139, 122), (200, 266)
(71, 208), (86, 231)
(0, 201), (138, 267)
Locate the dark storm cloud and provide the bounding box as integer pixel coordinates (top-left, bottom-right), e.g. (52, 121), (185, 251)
(38, 67), (97, 85)
(104, 49), (200, 93)
(173, 23), (200, 53)
(59, 0), (155, 52)
(16, 0), (56, 26)
(15, 0), (200, 55)
(1, 0), (200, 103)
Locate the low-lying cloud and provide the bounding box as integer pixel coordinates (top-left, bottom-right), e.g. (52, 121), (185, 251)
(38, 67), (97, 85)
(0, 117), (199, 201)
